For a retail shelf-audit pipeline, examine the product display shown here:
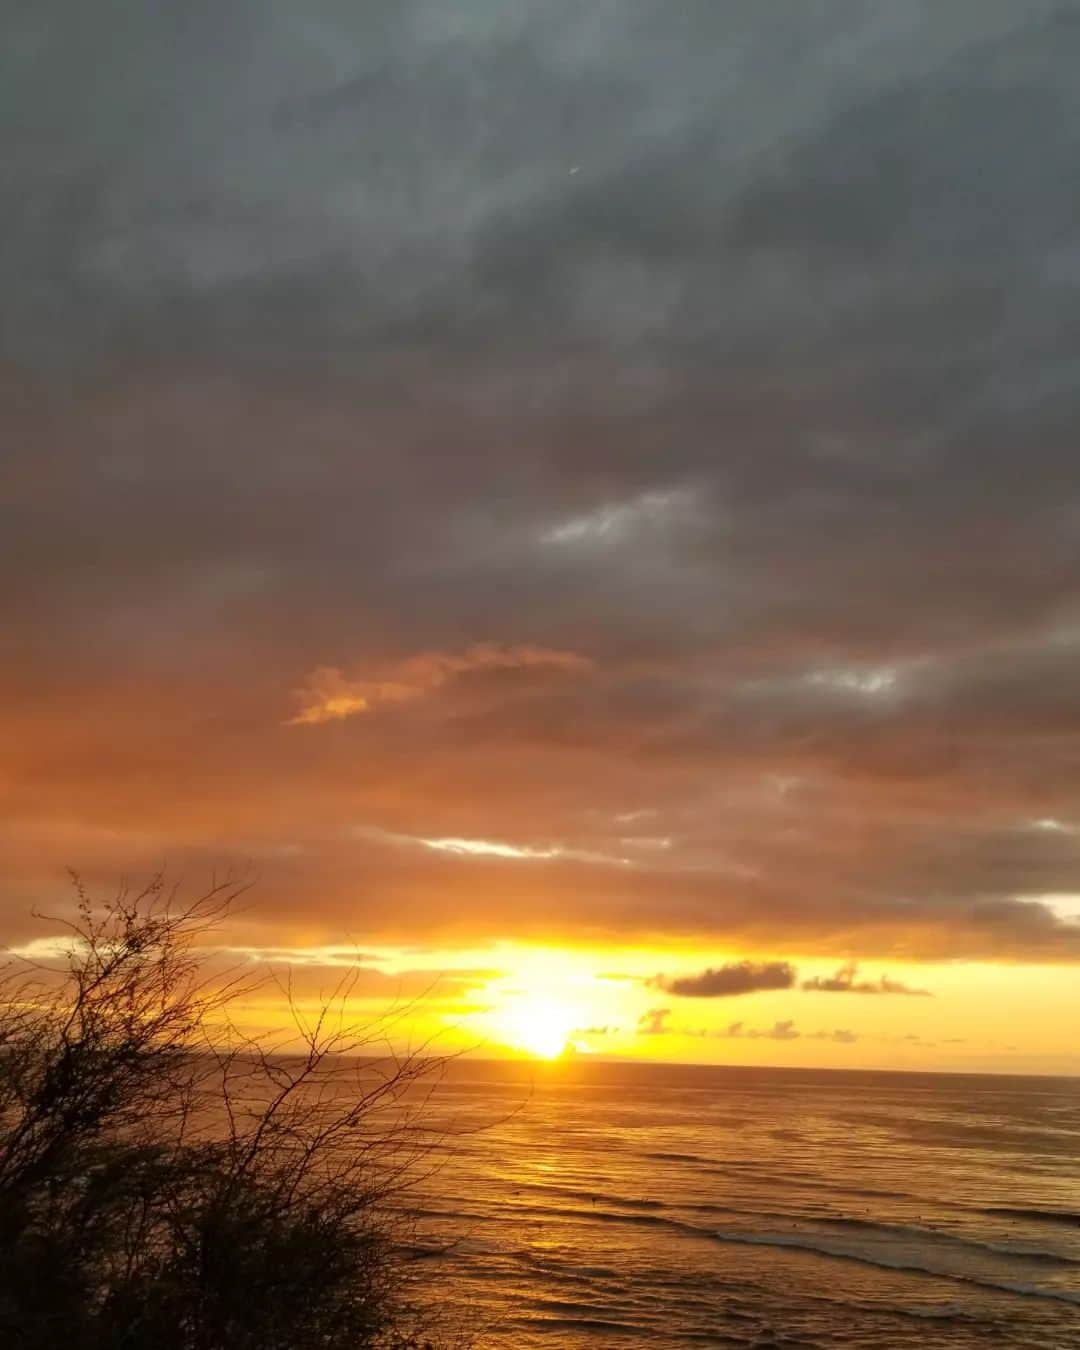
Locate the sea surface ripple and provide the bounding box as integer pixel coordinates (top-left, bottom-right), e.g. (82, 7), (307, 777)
(406, 1061), (1080, 1348)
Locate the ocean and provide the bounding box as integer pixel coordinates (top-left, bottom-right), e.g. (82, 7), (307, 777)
(404, 1060), (1080, 1348)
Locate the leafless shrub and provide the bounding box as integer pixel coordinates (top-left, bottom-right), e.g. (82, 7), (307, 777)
(0, 873), (460, 1350)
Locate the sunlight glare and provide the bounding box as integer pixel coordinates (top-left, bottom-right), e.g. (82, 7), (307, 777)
(498, 994), (578, 1059)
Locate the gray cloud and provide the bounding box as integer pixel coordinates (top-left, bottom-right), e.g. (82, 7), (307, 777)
(807, 1028), (859, 1044)
(802, 963), (931, 996)
(3, 4), (1080, 967)
(656, 961), (796, 998)
(721, 1019), (800, 1042)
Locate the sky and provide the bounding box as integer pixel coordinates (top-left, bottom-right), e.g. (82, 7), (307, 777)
(3, 2), (1080, 1073)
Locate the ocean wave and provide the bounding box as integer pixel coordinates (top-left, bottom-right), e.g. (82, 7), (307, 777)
(703, 1230), (1080, 1308)
(518, 1181), (665, 1210)
(982, 1206), (1080, 1227)
(497, 1200), (1080, 1305)
(503, 1312), (641, 1336)
(640, 1153), (922, 1206)
(642, 1150), (712, 1164)
(496, 1187), (1079, 1271)
(805, 1215), (1080, 1266)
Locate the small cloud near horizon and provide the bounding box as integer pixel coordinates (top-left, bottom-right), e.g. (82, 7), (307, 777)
(654, 960), (796, 998)
(722, 1019), (800, 1042)
(802, 963), (931, 996)
(637, 1008), (672, 1036)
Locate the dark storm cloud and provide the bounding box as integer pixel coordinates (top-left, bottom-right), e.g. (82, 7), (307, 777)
(4, 3), (1080, 963)
(802, 963), (931, 996)
(655, 961), (796, 998)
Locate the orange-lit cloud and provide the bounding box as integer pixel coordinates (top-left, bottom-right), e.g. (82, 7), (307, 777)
(289, 644), (593, 725)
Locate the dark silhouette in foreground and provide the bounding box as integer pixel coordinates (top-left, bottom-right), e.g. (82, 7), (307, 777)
(0, 874), (453, 1350)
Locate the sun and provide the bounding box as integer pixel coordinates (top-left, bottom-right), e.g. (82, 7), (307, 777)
(497, 994), (577, 1059)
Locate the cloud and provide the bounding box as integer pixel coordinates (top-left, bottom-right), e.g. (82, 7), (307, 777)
(352, 825), (629, 867)
(541, 488), (698, 548)
(3, 0), (1080, 995)
(802, 963), (931, 996)
(290, 644), (592, 724)
(656, 960), (796, 998)
(637, 1008), (671, 1036)
(807, 1028), (859, 1044)
(419, 836), (561, 861)
(721, 1019), (800, 1042)
(764, 1020), (799, 1042)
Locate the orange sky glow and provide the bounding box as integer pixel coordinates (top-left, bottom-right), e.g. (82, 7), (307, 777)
(4, 6), (1080, 1079)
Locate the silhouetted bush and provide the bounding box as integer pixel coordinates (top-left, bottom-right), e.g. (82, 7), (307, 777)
(0, 875), (453, 1350)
